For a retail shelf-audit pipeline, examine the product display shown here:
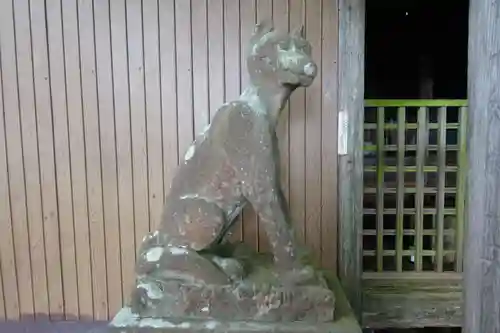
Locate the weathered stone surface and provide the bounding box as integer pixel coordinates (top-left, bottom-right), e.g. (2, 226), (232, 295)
(109, 20), (339, 331)
(108, 272), (361, 333)
(108, 309), (360, 333)
(129, 242), (335, 323)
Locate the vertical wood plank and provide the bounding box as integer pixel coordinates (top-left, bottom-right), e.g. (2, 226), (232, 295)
(175, 0), (194, 161)
(78, 0), (108, 319)
(396, 107), (406, 272)
(0, 31), (20, 319)
(0, 187), (17, 316)
(320, 0), (339, 271)
(30, 0), (64, 319)
(456, 106), (467, 273)
(94, 0), (122, 315)
(46, 0), (79, 319)
(255, 0), (272, 252)
(376, 107), (384, 271)
(256, 0), (272, 21)
(0, 258), (4, 320)
(207, 0), (225, 123)
(110, 0), (135, 306)
(126, 0), (150, 255)
(464, 0), (500, 330)
(338, 0), (364, 319)
(13, 0), (48, 318)
(0, 52), (5, 320)
(143, 0), (164, 231)
(288, 0), (306, 245)
(159, 0), (179, 194)
(192, 1), (209, 136)
(415, 107), (427, 272)
(61, 0), (94, 318)
(435, 107), (447, 272)
(304, 0), (322, 264)
(239, 0), (256, 91)
(224, 0), (243, 242)
(240, 0), (259, 250)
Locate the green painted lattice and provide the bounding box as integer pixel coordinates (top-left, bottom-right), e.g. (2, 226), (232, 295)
(362, 100), (467, 273)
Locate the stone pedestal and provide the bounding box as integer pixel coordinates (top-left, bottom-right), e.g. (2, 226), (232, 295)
(108, 243), (361, 333)
(108, 311), (359, 333)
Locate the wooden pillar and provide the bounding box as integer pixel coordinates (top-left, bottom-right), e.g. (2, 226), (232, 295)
(464, 0), (500, 331)
(338, 0), (365, 321)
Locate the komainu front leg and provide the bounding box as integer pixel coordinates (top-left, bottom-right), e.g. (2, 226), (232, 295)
(235, 171), (314, 285)
(221, 104), (314, 284)
(249, 189), (316, 285)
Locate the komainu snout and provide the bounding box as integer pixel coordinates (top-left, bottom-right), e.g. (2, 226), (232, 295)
(247, 20), (318, 88)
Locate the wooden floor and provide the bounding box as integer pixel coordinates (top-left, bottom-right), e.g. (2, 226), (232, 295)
(0, 321), (107, 333)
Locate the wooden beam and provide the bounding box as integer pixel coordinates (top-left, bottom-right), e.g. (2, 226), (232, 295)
(465, 0), (500, 332)
(362, 273), (463, 328)
(337, 0), (365, 321)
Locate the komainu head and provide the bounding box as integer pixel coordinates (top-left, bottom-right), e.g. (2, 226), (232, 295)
(247, 20), (317, 89)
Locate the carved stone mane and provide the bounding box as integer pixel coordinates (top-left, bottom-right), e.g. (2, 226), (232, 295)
(109, 21), (338, 331)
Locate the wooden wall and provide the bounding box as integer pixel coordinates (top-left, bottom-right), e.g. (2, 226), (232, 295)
(0, 0), (339, 321)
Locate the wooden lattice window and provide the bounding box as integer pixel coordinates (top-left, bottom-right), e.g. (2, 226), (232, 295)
(362, 100), (467, 273)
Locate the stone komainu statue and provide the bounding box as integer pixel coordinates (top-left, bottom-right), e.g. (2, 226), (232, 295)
(110, 20), (338, 328)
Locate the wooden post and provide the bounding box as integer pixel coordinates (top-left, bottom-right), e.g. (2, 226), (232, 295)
(464, 0), (500, 331)
(338, 0), (365, 321)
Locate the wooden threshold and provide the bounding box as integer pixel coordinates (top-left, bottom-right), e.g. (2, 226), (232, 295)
(361, 272), (463, 329)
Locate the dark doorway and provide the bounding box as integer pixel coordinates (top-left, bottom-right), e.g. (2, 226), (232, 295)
(364, 0), (469, 100)
(362, 2), (469, 330)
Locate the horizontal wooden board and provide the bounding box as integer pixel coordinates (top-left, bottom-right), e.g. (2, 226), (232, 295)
(362, 273), (463, 328)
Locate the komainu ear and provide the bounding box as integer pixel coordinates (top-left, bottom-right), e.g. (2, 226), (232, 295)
(291, 24), (304, 38)
(251, 19), (274, 40)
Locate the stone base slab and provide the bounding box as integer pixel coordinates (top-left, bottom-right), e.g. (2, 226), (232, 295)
(108, 307), (361, 333)
(132, 279), (335, 323)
